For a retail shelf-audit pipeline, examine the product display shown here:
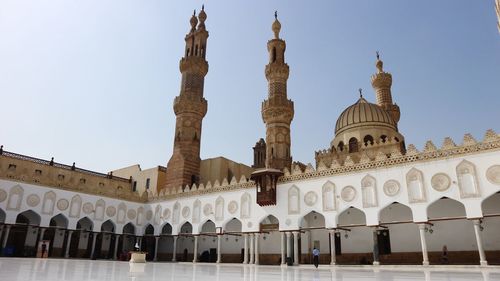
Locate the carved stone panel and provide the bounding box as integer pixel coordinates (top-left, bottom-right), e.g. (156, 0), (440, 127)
(57, 199), (69, 211)
(486, 165), (500, 185)
(431, 173), (451, 192)
(42, 191), (56, 215)
(82, 202), (94, 215)
(341, 186), (356, 202)
(406, 168), (426, 203)
(383, 180), (400, 197)
(0, 189), (7, 203)
(288, 186), (300, 215)
(322, 182), (336, 211)
(163, 208), (171, 220)
(127, 209), (137, 220)
(304, 191), (318, 207)
(106, 206), (116, 217)
(456, 160), (480, 198)
(7, 185), (23, 211)
(228, 200), (238, 214)
(146, 210), (153, 221)
(26, 194), (40, 207)
(203, 204), (213, 216)
(182, 206), (191, 219)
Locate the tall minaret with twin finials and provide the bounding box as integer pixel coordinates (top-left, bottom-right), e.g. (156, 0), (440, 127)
(164, 7), (209, 192)
(262, 12), (294, 171)
(370, 52), (401, 128)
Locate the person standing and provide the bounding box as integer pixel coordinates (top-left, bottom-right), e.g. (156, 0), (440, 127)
(312, 247), (320, 268)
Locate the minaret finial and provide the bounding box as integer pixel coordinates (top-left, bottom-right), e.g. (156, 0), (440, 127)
(359, 88), (363, 98)
(193, 9), (196, 16)
(202, 4), (204, 11)
(272, 11), (281, 39)
(275, 11), (278, 20)
(376, 51), (380, 60)
(375, 51), (384, 73)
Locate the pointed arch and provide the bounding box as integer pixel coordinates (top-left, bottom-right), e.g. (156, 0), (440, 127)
(361, 175), (378, 208)
(379, 202), (413, 223)
(0, 208), (5, 223)
(192, 199), (201, 224)
(16, 210), (41, 225)
(406, 168), (426, 203)
(482, 191), (500, 215)
(94, 199), (105, 221)
(215, 196), (224, 221)
(76, 217), (93, 231)
(259, 214), (279, 231)
(200, 220), (216, 234)
(224, 218), (242, 233)
(123, 222), (136, 235)
(240, 192), (251, 219)
(161, 223), (172, 235)
(288, 185), (300, 215)
(117, 202), (127, 224)
(50, 213), (68, 228)
(427, 197), (466, 219)
(7, 185), (23, 211)
(322, 181), (336, 211)
(300, 211), (325, 228)
(456, 160), (480, 198)
(101, 219), (115, 233)
(338, 206), (366, 226)
(41, 191), (56, 215)
(69, 195), (82, 218)
(179, 221), (192, 234)
(144, 224), (154, 235)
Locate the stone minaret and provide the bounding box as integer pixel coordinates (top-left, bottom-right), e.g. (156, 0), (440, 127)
(261, 13), (294, 171)
(496, 0), (500, 33)
(164, 7), (209, 192)
(370, 52), (401, 128)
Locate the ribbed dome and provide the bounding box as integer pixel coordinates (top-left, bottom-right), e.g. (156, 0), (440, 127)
(335, 97), (396, 135)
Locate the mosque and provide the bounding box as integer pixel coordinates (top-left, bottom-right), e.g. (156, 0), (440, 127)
(1, 6), (500, 267)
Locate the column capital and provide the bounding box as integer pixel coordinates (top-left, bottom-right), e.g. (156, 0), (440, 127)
(291, 231), (299, 235)
(472, 219), (482, 225)
(418, 223), (427, 230)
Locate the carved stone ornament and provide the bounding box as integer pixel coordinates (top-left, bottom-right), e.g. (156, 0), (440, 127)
(0, 189), (8, 202)
(228, 201), (238, 214)
(203, 204), (213, 216)
(127, 209), (137, 220)
(82, 202), (94, 214)
(431, 173), (451, 192)
(341, 186), (356, 202)
(182, 206), (190, 219)
(146, 210), (153, 221)
(486, 165), (500, 185)
(106, 206), (116, 217)
(57, 199), (69, 211)
(383, 180), (400, 197)
(304, 191), (318, 206)
(163, 208), (171, 219)
(26, 194), (40, 207)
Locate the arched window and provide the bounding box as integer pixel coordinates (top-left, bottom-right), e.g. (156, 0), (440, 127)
(195, 45), (198, 56)
(186, 48), (190, 57)
(338, 142), (344, 152)
(348, 138), (359, 153)
(363, 135), (374, 146)
(272, 47), (277, 62)
(380, 135), (388, 143)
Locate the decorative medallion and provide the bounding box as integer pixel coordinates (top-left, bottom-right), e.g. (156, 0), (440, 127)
(106, 206), (116, 217)
(182, 206), (190, 219)
(26, 194), (40, 207)
(163, 208), (171, 219)
(285, 219), (291, 226)
(0, 189), (8, 203)
(341, 186), (356, 202)
(383, 180), (400, 197)
(431, 173), (451, 192)
(486, 165), (500, 185)
(127, 209), (137, 220)
(304, 191), (318, 206)
(146, 210), (153, 221)
(228, 201), (238, 214)
(82, 202), (94, 214)
(203, 204), (213, 216)
(247, 222), (253, 228)
(57, 199), (69, 211)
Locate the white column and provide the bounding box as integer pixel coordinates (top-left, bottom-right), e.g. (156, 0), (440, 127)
(249, 233), (255, 264)
(292, 231), (299, 265)
(65, 230), (73, 258)
(254, 233), (260, 265)
(280, 232), (286, 265)
(285, 232), (292, 263)
(172, 236), (178, 262)
(38, 228), (46, 242)
(217, 234), (222, 263)
(154, 236), (160, 261)
(473, 219), (488, 266)
(329, 230), (336, 265)
(90, 233), (97, 259)
(113, 234), (120, 260)
(243, 234), (249, 264)
(193, 236), (198, 263)
(418, 224), (429, 266)
(1, 225), (10, 249)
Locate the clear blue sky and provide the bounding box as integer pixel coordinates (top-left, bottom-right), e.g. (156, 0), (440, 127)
(1, 1), (499, 173)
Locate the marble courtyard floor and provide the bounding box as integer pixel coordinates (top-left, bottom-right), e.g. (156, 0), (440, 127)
(0, 258), (499, 281)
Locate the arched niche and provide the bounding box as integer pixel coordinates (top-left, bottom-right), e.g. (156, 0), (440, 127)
(172, 202), (181, 224)
(76, 217), (93, 231)
(224, 218), (242, 233)
(136, 207), (145, 226)
(240, 193), (251, 219)
(322, 181), (336, 212)
(161, 223), (172, 235)
(192, 200), (201, 224)
(7, 185), (23, 211)
(94, 199), (105, 221)
(42, 191), (56, 215)
(69, 195), (82, 218)
(101, 219), (115, 233)
(427, 197), (466, 219)
(379, 202), (413, 223)
(260, 215), (279, 231)
(144, 224), (154, 235)
(180, 222), (192, 234)
(406, 168), (426, 203)
(215, 197), (224, 222)
(300, 211), (325, 228)
(338, 207), (366, 226)
(154, 205), (162, 226)
(456, 160), (480, 198)
(16, 210), (41, 225)
(482, 192), (500, 215)
(0, 208), (5, 223)
(361, 175), (378, 208)
(288, 185), (300, 215)
(117, 203), (127, 224)
(123, 222), (136, 235)
(50, 213), (68, 228)
(200, 220), (216, 234)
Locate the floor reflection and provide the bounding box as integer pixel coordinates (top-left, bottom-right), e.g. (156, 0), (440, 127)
(0, 258), (497, 281)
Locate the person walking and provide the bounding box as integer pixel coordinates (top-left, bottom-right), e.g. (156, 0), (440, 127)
(312, 247), (320, 268)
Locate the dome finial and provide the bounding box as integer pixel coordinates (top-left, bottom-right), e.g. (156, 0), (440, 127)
(376, 50), (384, 73)
(275, 10), (278, 20)
(359, 88), (363, 98)
(198, 5), (207, 29)
(272, 11), (281, 39)
(190, 10), (198, 31)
